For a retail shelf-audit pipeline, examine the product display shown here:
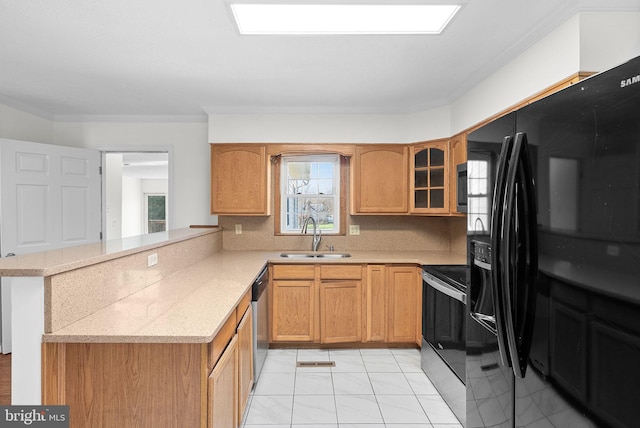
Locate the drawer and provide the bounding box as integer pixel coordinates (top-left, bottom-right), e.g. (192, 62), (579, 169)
(208, 311), (237, 371)
(320, 264), (362, 280)
(272, 264), (315, 279)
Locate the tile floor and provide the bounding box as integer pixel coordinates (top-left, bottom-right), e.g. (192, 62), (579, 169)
(242, 348), (463, 428)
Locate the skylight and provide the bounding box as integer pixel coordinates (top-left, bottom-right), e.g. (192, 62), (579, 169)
(230, 3), (461, 35)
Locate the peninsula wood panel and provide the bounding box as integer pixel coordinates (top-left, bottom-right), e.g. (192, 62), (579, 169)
(237, 306), (253, 422)
(352, 145), (409, 214)
(210, 144), (269, 215)
(319, 280), (363, 343)
(43, 342), (205, 428)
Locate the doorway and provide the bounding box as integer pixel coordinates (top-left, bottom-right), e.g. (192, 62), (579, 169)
(103, 151), (171, 240)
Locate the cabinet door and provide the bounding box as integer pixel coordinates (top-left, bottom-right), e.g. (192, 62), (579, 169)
(365, 265), (387, 342)
(449, 133), (467, 215)
(590, 318), (640, 428)
(208, 335), (238, 428)
(550, 300), (588, 402)
(319, 280), (363, 343)
(387, 266), (420, 343)
(352, 145), (409, 214)
(237, 306), (253, 423)
(411, 140), (449, 214)
(271, 280), (316, 342)
(210, 144), (269, 215)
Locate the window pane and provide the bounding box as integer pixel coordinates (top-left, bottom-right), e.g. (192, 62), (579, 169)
(282, 155), (340, 234)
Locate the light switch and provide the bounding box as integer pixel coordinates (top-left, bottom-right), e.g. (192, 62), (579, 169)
(349, 225), (360, 235)
(235, 224), (243, 234)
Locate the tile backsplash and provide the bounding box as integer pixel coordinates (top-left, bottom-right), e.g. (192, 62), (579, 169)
(219, 215), (466, 254)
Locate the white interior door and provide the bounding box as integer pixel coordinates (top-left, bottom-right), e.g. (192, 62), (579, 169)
(0, 138), (101, 353)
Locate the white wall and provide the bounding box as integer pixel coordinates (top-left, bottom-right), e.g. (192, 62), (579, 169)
(0, 103), (53, 143)
(122, 176), (143, 238)
(579, 12), (640, 72)
(451, 11), (640, 134)
(105, 153), (124, 240)
(53, 120), (213, 229)
(451, 15), (582, 133)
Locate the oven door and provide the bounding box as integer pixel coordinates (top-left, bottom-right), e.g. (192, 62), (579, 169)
(422, 271), (466, 381)
(421, 269), (466, 424)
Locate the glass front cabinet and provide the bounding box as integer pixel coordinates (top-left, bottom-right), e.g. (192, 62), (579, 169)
(410, 140), (449, 214)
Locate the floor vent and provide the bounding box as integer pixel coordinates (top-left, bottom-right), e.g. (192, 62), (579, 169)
(296, 361), (336, 368)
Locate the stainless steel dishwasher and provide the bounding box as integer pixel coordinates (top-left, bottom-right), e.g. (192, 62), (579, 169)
(251, 265), (269, 385)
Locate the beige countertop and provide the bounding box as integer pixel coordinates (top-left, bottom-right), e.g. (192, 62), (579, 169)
(42, 249), (465, 344)
(0, 227), (219, 277)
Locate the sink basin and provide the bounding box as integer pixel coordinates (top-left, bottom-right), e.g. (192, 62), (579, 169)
(280, 252), (351, 259)
(315, 253), (351, 258)
(279, 253), (316, 258)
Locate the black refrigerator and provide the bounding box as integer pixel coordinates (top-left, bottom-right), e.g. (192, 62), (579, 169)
(466, 55), (640, 428)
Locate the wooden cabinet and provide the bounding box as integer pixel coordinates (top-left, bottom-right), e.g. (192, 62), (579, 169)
(365, 264), (387, 342)
(271, 265), (316, 342)
(410, 140), (449, 214)
(352, 145), (409, 214)
(387, 265), (421, 343)
(319, 265), (363, 344)
(270, 263), (420, 346)
(42, 291), (255, 428)
(210, 144), (269, 215)
(237, 306), (253, 423)
(208, 335), (238, 428)
(449, 132), (467, 215)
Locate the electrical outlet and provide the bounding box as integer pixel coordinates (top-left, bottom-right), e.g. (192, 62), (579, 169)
(349, 225), (360, 235)
(147, 253), (158, 267)
(235, 224), (243, 234)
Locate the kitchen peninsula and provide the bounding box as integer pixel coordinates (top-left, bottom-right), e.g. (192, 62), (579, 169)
(0, 227), (464, 427)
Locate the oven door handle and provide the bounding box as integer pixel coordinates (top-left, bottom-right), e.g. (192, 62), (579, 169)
(423, 272), (466, 304)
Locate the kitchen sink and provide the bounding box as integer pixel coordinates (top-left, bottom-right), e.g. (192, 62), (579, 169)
(279, 252), (351, 259)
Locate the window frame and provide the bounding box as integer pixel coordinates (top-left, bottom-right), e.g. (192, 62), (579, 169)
(274, 154), (348, 236)
(467, 156), (491, 234)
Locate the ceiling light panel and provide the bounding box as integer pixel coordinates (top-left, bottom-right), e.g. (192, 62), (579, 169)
(231, 4), (461, 35)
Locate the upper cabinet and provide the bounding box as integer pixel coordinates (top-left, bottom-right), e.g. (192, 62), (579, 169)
(351, 145), (409, 214)
(210, 144), (270, 215)
(410, 139), (449, 215)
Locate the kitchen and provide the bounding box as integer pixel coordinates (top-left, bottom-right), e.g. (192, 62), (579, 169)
(1, 1), (640, 427)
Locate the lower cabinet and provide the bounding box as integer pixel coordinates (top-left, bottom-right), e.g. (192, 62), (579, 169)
(208, 335), (238, 428)
(365, 264), (387, 342)
(271, 263), (420, 346)
(387, 265), (421, 343)
(272, 279), (316, 342)
(319, 265), (364, 343)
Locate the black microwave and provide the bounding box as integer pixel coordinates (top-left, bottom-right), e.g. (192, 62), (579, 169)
(456, 163), (467, 213)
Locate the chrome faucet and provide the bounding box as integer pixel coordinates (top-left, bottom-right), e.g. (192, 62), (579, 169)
(301, 216), (321, 252)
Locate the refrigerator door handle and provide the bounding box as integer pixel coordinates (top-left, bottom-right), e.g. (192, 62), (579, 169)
(502, 132), (539, 379)
(490, 135), (515, 368)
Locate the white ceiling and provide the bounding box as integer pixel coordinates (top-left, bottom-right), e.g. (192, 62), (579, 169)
(1, 0), (638, 119)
